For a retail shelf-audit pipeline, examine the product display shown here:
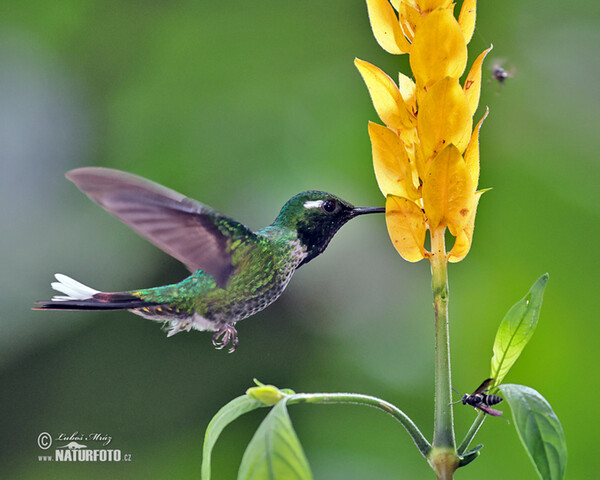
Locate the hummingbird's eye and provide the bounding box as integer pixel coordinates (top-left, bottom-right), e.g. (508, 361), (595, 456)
(322, 199), (337, 213)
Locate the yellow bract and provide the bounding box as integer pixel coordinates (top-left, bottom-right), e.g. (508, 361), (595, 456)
(398, 73), (417, 114)
(417, 77), (472, 161)
(355, 59), (415, 129)
(458, 0), (477, 43)
(464, 46), (493, 116)
(397, 0), (417, 9)
(398, 2), (421, 42)
(416, 0), (452, 12)
(464, 108), (489, 188)
(359, 0), (488, 263)
(385, 195), (427, 262)
(410, 10), (468, 93)
(423, 144), (475, 233)
(369, 122), (420, 200)
(448, 190), (484, 262)
(366, 0), (411, 54)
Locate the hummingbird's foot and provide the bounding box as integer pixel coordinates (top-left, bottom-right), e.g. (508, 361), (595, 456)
(211, 324), (238, 353)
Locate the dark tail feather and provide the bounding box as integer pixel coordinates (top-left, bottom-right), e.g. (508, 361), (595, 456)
(33, 273), (159, 311)
(33, 296), (155, 311)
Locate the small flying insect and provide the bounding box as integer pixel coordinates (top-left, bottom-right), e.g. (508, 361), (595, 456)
(450, 378), (504, 417)
(489, 60), (515, 92)
(491, 64), (510, 85)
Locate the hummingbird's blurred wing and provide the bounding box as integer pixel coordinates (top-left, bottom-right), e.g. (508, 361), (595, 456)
(66, 167), (256, 287)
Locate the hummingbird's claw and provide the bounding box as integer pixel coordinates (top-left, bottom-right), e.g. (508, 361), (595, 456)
(211, 324), (238, 353)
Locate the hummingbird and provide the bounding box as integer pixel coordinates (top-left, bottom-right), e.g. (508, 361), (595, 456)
(34, 168), (385, 352)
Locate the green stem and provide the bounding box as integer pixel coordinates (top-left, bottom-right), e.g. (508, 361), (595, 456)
(287, 392), (431, 458)
(457, 411), (486, 455)
(430, 229), (455, 449)
(429, 228), (458, 479)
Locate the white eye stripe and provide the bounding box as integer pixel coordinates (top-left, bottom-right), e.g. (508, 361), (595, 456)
(303, 200), (324, 209)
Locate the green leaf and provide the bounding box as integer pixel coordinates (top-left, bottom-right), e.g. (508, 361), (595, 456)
(490, 274), (548, 385)
(238, 397), (313, 480)
(458, 444), (483, 468)
(201, 394), (266, 480)
(499, 384), (567, 480)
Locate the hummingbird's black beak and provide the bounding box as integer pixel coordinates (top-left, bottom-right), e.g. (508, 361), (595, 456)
(351, 206), (386, 217)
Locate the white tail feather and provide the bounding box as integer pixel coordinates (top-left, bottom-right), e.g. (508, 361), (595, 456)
(51, 274), (100, 301)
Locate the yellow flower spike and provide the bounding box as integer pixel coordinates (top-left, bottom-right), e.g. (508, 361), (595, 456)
(398, 72), (417, 114)
(355, 58), (416, 129)
(409, 9), (468, 91)
(458, 0), (477, 44)
(463, 46), (493, 117)
(417, 76), (473, 161)
(385, 195), (428, 262)
(416, 0), (453, 13)
(464, 107), (489, 188)
(448, 190), (484, 262)
(422, 144), (475, 232)
(366, 0), (412, 54)
(369, 122), (420, 200)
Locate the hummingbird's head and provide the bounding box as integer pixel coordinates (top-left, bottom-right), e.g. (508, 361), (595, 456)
(273, 191), (385, 266)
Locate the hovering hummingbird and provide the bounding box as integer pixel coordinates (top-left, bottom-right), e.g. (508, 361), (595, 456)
(34, 168), (385, 352)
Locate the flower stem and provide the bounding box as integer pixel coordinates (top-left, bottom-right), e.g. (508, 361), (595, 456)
(287, 392), (431, 458)
(429, 228), (458, 478)
(430, 228), (454, 447)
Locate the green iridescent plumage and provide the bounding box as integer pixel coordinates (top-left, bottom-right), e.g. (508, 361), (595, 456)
(35, 168), (384, 352)
(130, 227), (303, 338)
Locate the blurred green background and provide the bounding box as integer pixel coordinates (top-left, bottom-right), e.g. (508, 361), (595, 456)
(1, 1), (597, 478)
